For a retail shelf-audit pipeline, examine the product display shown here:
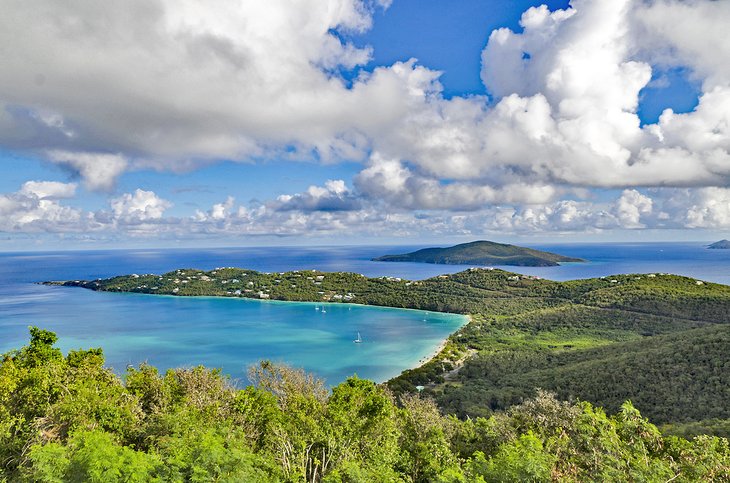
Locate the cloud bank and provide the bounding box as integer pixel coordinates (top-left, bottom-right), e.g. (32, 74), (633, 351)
(1, 0), (730, 241)
(4, 179), (730, 243)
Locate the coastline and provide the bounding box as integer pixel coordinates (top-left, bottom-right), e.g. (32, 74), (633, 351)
(32, 285), (468, 383)
(55, 285), (470, 319)
(414, 315), (471, 370)
(414, 338), (449, 369)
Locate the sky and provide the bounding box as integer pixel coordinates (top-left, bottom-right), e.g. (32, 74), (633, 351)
(0, 0), (729, 250)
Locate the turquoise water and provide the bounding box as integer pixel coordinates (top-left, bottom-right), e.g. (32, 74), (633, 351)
(3, 241), (730, 385)
(0, 282), (465, 385)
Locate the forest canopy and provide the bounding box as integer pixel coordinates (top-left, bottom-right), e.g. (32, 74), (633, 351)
(1, 329), (729, 482)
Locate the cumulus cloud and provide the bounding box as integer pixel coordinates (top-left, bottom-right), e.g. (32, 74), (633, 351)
(19, 181), (77, 200)
(47, 151), (129, 191)
(676, 188), (730, 229)
(355, 153), (557, 210)
(345, 0), (730, 212)
(0, 0), (394, 177)
(110, 189), (173, 222)
(635, 0), (730, 89)
(614, 189), (653, 229)
(2, 0), (730, 236)
(0, 183), (84, 232)
(272, 179), (361, 212)
(2, 178), (730, 240)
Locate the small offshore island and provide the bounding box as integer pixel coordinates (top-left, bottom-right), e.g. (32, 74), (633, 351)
(373, 240), (585, 266)
(48, 265), (730, 438)
(708, 239), (730, 249)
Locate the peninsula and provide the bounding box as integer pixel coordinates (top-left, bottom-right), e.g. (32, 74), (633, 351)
(372, 240), (584, 266)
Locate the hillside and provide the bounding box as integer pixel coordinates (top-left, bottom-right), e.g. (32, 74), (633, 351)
(51, 267), (730, 434)
(438, 323), (730, 424)
(373, 240), (585, 266)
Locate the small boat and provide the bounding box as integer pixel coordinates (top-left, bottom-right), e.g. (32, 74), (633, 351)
(322, 308), (326, 313)
(315, 306), (320, 311)
(353, 332), (363, 343)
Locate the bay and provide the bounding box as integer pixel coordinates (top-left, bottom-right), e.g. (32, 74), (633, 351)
(1, 241), (729, 385)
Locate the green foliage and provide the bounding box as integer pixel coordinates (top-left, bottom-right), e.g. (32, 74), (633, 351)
(435, 324), (730, 424)
(1, 329), (730, 482)
(154, 426), (276, 482)
(467, 432), (556, 482)
(662, 418), (730, 440)
(25, 430), (160, 482)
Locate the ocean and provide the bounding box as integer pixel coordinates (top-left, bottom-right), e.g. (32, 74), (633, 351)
(1, 242), (728, 385)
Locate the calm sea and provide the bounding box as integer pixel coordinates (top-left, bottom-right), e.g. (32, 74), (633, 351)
(1, 242), (728, 384)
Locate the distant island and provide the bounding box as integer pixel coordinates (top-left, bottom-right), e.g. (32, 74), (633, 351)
(708, 239), (730, 249)
(373, 240), (585, 267)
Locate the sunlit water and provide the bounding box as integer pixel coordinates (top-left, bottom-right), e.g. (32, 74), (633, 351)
(1, 242), (727, 384)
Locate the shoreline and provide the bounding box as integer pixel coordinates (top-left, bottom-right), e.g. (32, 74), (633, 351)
(414, 338), (449, 369)
(414, 315), (471, 370)
(49, 283), (470, 319)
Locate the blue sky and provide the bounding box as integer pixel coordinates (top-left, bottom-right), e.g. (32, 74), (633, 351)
(0, 0), (727, 249)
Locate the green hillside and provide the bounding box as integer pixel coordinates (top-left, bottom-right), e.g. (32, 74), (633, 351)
(438, 324), (730, 424)
(373, 240), (585, 266)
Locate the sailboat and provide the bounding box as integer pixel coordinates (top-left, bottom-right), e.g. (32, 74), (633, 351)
(353, 332), (363, 343)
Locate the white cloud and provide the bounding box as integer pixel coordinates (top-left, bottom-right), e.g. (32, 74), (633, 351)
(0, 0), (394, 181)
(6, 0), (728, 200)
(679, 188), (730, 229)
(2, 0), (730, 234)
(614, 189), (653, 229)
(110, 189), (172, 222)
(0, 183), (84, 232)
(354, 153), (558, 210)
(635, 0), (730, 90)
(358, 0), (730, 209)
(47, 151), (129, 191)
(1, 178), (730, 240)
(19, 181), (77, 200)
(273, 179), (361, 212)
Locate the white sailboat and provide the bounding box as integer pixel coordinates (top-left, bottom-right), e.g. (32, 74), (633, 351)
(353, 332), (363, 343)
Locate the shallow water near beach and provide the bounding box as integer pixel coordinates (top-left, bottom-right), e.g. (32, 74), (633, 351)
(0, 284), (465, 384)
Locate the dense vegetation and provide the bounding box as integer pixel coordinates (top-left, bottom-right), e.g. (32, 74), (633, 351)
(373, 240), (584, 266)
(51, 267), (730, 437)
(1, 329), (728, 482)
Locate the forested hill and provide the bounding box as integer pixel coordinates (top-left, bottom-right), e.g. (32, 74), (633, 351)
(373, 240), (585, 266)
(50, 268), (730, 437)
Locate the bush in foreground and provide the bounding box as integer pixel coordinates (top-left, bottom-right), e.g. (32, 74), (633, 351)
(1, 328), (728, 482)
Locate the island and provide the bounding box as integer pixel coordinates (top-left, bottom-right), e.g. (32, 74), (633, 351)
(372, 240), (585, 266)
(708, 239), (730, 249)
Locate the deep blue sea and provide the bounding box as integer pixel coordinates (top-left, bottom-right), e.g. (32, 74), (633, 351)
(1, 242), (729, 385)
